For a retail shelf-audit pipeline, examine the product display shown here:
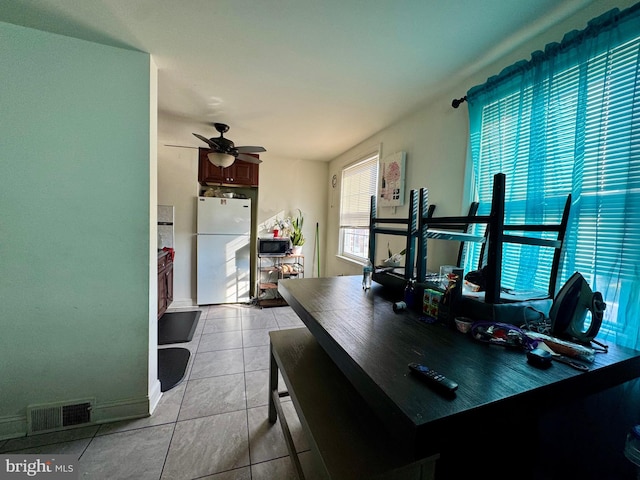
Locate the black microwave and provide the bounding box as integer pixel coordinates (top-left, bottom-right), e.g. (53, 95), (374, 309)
(258, 237), (291, 256)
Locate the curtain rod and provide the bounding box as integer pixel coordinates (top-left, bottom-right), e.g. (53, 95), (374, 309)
(452, 96), (467, 108)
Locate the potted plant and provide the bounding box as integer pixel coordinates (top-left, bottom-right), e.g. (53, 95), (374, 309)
(270, 216), (290, 238)
(290, 209), (305, 255)
(382, 243), (405, 267)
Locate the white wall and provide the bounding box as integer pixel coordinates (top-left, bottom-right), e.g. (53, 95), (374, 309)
(157, 143), (201, 307)
(0, 22), (154, 438)
(257, 157), (328, 277)
(157, 114), (328, 305)
(326, 102), (468, 277)
(324, 0), (635, 278)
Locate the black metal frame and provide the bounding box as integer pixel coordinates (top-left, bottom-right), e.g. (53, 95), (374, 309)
(368, 173), (571, 304)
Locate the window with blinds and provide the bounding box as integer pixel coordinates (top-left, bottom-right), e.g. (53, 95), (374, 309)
(339, 152), (379, 262)
(466, 29), (640, 337)
(465, 78), (579, 293)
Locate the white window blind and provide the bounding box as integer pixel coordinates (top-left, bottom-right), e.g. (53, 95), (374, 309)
(466, 28), (640, 339)
(339, 153), (378, 262)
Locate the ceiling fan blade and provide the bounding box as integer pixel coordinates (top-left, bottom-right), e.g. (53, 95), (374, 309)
(235, 146), (266, 153)
(236, 153), (263, 164)
(193, 133), (220, 150)
(165, 144), (198, 149)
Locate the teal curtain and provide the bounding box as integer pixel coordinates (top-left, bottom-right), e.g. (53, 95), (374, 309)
(465, 4), (640, 349)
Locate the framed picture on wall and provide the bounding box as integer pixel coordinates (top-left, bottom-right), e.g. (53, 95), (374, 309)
(379, 151), (406, 207)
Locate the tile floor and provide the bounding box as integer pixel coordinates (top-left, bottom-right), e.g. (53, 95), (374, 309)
(0, 305), (324, 480)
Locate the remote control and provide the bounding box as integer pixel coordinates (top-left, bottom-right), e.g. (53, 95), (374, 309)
(408, 363), (458, 393)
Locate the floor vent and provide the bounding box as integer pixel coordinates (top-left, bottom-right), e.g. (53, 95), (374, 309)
(27, 400), (93, 435)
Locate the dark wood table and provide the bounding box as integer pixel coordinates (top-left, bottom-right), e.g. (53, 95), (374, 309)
(278, 275), (640, 478)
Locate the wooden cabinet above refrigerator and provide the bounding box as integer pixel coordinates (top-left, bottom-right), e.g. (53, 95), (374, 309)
(198, 148), (259, 187)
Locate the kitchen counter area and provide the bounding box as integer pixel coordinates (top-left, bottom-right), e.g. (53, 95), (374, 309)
(158, 249), (174, 318)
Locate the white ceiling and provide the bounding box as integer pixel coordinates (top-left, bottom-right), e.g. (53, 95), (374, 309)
(2, 0), (595, 161)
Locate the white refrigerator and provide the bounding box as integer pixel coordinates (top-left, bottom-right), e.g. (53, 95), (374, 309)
(196, 197), (252, 305)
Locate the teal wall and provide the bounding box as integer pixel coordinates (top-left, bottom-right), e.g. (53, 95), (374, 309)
(0, 21), (152, 433)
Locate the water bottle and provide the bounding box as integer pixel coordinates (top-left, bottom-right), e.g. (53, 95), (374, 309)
(362, 259), (373, 290)
(404, 278), (416, 309)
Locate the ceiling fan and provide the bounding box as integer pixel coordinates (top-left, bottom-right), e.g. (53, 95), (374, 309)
(193, 123), (265, 168)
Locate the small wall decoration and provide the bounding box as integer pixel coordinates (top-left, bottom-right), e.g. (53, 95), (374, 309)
(379, 151), (406, 207)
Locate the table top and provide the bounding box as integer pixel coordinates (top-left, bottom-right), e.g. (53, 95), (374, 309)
(278, 275), (640, 456)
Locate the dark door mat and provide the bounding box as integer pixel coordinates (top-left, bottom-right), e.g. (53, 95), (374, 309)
(158, 310), (201, 345)
(158, 347), (190, 392)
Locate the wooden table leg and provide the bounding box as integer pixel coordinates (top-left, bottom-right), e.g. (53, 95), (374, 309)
(268, 341), (278, 423)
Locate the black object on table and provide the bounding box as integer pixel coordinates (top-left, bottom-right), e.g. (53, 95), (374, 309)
(408, 362), (459, 394)
(527, 347), (553, 368)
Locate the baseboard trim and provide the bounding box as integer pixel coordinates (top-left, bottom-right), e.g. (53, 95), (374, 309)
(0, 415), (27, 441)
(148, 380), (163, 415)
(92, 396), (152, 424)
(169, 299), (196, 309)
(0, 394), (157, 440)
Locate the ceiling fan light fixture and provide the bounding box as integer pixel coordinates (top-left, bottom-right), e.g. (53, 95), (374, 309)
(193, 124), (265, 166)
(207, 152), (235, 168)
